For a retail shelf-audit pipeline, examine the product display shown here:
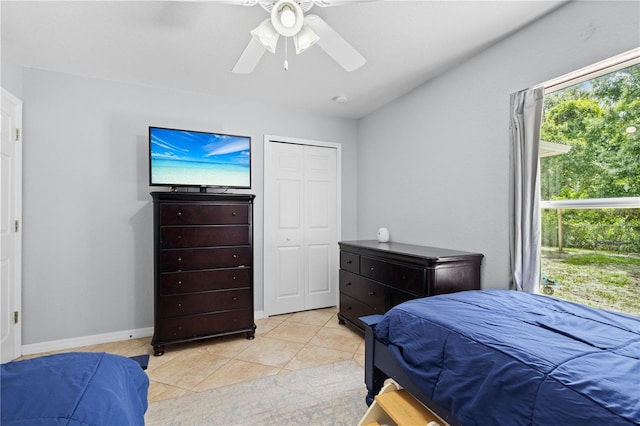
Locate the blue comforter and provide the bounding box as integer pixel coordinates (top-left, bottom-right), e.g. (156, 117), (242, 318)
(374, 290), (640, 425)
(1, 352), (149, 425)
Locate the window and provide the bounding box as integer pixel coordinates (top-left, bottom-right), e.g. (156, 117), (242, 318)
(539, 50), (639, 316)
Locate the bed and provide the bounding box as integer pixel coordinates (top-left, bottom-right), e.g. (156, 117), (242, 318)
(361, 289), (640, 425)
(1, 352), (149, 425)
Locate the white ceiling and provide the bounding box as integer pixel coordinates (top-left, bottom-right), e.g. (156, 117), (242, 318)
(1, 1), (566, 119)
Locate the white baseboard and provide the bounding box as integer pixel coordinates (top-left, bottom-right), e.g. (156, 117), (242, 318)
(21, 310), (267, 356)
(21, 327), (154, 356)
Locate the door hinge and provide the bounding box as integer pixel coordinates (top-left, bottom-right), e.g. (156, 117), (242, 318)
(14, 311), (19, 324)
(14, 220), (19, 233)
(15, 128), (20, 141)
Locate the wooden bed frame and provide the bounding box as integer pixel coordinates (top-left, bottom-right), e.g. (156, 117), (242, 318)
(361, 315), (462, 426)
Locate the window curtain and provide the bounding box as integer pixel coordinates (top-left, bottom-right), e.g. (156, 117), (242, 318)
(509, 87), (544, 293)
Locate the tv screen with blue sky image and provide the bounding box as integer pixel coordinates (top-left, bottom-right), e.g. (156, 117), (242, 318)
(149, 127), (251, 189)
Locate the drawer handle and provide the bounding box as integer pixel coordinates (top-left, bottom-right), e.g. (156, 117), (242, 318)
(233, 297), (238, 302)
(233, 254), (238, 259)
(370, 267), (374, 271)
(402, 276), (407, 280)
(177, 280), (182, 285)
(232, 276), (237, 280)
(368, 291), (376, 296)
(176, 211), (182, 217)
(232, 212), (237, 216)
(347, 306), (352, 310)
(346, 282), (352, 286)
(178, 303), (182, 307)
(177, 257), (182, 263)
(346, 260), (352, 264)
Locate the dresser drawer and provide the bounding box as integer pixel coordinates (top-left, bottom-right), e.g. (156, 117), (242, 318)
(389, 288), (419, 307)
(339, 270), (385, 311)
(339, 293), (379, 327)
(160, 247), (251, 272)
(160, 268), (251, 295)
(159, 288), (252, 318)
(361, 256), (426, 296)
(155, 308), (254, 342)
(360, 256), (387, 282)
(340, 251), (360, 274)
(161, 225), (250, 248)
(389, 263), (426, 296)
(160, 204), (249, 225)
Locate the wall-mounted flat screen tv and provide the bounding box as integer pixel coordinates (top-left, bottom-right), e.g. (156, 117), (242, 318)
(149, 126), (251, 189)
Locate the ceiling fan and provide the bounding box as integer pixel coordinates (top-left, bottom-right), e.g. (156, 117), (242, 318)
(229, 0), (367, 74)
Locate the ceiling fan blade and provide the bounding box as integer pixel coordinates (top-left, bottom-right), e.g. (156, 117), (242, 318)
(213, 1), (260, 5)
(305, 14), (365, 72)
(311, 0), (378, 7)
(232, 37), (267, 74)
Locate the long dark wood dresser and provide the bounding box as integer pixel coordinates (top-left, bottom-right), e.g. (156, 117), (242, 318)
(338, 240), (483, 332)
(151, 192), (256, 355)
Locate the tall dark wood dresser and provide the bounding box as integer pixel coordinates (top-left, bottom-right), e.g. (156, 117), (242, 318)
(151, 192), (256, 355)
(338, 240), (483, 332)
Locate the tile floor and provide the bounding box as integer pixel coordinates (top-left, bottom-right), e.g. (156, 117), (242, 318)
(24, 307), (365, 403)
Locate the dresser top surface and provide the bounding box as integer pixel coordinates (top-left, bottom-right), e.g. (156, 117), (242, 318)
(339, 240), (483, 262)
(151, 191), (255, 202)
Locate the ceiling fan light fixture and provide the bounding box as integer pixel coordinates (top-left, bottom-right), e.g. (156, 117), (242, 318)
(271, 0), (304, 37)
(279, 7), (296, 28)
(250, 18), (280, 53)
(294, 24), (319, 54)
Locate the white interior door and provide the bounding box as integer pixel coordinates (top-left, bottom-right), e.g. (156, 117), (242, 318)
(1, 88), (22, 363)
(264, 142), (305, 315)
(304, 145), (338, 309)
(264, 138), (339, 316)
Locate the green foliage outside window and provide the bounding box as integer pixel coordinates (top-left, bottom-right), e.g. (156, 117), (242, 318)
(540, 63), (640, 254)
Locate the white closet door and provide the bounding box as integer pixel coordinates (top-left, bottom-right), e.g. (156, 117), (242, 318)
(303, 145), (338, 309)
(264, 142), (305, 315)
(264, 140), (338, 316)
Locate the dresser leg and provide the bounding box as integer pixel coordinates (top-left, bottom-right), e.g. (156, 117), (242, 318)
(245, 324), (256, 340)
(153, 345), (165, 356)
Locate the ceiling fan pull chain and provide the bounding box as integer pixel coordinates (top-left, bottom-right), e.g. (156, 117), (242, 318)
(284, 36), (289, 71)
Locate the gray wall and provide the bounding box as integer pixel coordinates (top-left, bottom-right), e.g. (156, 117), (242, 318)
(1, 53), (22, 98)
(357, 1), (639, 289)
(21, 68), (358, 345)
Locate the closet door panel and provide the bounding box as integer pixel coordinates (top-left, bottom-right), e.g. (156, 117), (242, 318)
(264, 141), (339, 315)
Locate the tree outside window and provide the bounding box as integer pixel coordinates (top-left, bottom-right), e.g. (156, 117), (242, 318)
(539, 62), (639, 316)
